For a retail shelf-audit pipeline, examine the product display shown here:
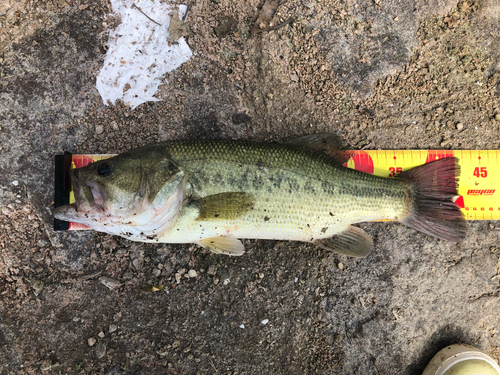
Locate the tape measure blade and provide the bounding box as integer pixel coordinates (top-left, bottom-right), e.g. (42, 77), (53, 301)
(345, 150), (499, 221)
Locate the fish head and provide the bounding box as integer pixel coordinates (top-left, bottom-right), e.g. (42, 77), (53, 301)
(53, 151), (187, 235)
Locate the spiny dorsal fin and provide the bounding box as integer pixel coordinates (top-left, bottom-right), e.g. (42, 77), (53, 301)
(196, 192), (254, 221)
(287, 133), (351, 165)
(314, 225), (373, 258)
(198, 235), (245, 256)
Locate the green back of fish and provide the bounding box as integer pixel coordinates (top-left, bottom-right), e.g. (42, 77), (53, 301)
(127, 140), (408, 240)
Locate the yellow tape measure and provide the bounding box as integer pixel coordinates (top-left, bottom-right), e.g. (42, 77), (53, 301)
(344, 150), (499, 220)
(68, 150), (500, 222)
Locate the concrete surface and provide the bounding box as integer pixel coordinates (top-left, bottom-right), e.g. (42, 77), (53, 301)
(1, 0), (499, 373)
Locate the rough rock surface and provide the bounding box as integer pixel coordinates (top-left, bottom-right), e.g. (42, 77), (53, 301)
(1, 0), (499, 374)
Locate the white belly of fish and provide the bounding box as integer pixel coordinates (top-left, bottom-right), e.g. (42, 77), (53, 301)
(158, 201), (353, 244)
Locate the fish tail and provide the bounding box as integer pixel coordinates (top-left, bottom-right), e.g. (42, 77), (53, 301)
(399, 157), (466, 242)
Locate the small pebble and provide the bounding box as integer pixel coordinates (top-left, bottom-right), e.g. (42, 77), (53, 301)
(177, 268), (187, 276)
(12, 180), (19, 186)
(207, 265), (218, 276)
(37, 239), (48, 247)
(163, 261), (174, 274)
(239, 324), (245, 329)
(109, 324), (118, 333)
(456, 123), (463, 131)
(495, 113), (500, 121)
(132, 258), (143, 272)
(99, 276), (121, 290)
(338, 262), (344, 270)
(95, 343), (106, 359)
(188, 269), (197, 278)
(261, 319), (269, 325)
(259, 273), (264, 279)
(95, 125), (104, 134)
(88, 337), (97, 347)
(223, 278), (230, 285)
(172, 340), (181, 349)
(98, 331), (105, 338)
(152, 268), (161, 277)
(31, 280), (44, 296)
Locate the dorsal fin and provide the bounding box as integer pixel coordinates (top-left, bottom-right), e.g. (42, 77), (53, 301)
(287, 133), (351, 165)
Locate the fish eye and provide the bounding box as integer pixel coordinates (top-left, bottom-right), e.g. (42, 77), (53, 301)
(97, 162), (112, 176)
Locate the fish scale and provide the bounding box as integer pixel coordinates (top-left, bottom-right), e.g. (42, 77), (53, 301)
(141, 140), (409, 243)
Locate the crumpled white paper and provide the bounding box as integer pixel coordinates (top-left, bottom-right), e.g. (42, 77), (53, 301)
(96, 0), (192, 109)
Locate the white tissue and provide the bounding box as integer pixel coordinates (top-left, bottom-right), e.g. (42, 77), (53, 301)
(96, 0), (192, 109)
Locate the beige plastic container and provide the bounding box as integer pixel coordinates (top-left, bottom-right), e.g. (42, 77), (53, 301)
(422, 344), (500, 375)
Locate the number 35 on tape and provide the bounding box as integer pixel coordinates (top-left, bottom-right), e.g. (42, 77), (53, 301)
(344, 150), (500, 221)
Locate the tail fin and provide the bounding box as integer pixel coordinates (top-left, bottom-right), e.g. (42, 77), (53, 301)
(400, 157), (466, 242)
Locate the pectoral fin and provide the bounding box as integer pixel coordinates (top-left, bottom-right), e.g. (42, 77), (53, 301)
(196, 192), (254, 221)
(314, 225), (373, 258)
(198, 235), (245, 256)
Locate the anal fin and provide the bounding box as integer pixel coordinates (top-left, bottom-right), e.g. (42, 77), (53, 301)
(314, 225), (373, 258)
(198, 235), (245, 256)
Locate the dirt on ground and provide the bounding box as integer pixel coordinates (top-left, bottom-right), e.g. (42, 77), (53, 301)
(1, 0), (500, 374)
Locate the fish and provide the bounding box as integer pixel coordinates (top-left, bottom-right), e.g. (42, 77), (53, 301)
(53, 135), (466, 257)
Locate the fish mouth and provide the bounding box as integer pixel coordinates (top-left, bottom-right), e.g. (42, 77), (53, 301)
(52, 203), (79, 221)
(72, 170), (97, 213)
(52, 170), (103, 222)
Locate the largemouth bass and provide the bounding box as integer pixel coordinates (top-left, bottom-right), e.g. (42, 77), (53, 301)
(53, 135), (466, 257)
